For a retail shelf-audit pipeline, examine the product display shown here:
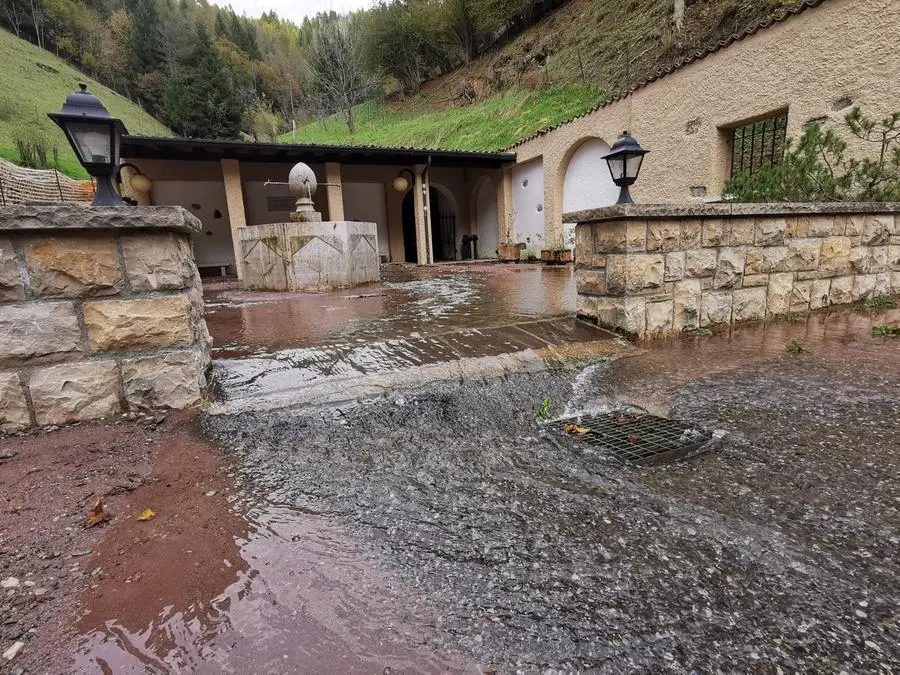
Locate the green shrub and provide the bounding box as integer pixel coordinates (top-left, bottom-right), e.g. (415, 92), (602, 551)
(726, 107), (900, 202)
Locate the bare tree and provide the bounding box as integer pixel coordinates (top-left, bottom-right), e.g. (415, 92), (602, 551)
(27, 0), (43, 48)
(308, 21), (375, 134)
(1, 0), (26, 37)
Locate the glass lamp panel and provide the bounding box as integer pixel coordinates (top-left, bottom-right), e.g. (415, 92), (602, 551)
(606, 155), (625, 182)
(68, 122), (112, 164)
(625, 153), (644, 179)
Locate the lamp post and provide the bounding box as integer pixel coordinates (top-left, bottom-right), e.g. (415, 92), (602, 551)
(48, 84), (128, 206)
(602, 131), (648, 205)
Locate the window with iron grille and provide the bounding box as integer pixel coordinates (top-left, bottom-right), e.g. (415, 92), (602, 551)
(729, 112), (788, 178)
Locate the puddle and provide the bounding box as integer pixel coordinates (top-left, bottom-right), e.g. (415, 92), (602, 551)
(204, 264), (575, 358)
(73, 504), (469, 673)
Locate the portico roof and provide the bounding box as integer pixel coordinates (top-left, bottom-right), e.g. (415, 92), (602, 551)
(121, 135), (516, 169)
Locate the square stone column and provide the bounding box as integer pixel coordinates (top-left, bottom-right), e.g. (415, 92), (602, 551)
(221, 159), (247, 280)
(324, 162), (344, 221)
(414, 164), (428, 265)
(497, 166), (513, 244)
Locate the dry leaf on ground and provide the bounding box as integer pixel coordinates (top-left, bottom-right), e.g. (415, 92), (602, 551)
(86, 498), (109, 527)
(563, 423), (590, 435)
(136, 508), (156, 522)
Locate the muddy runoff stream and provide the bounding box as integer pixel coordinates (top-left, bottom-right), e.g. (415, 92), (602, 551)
(75, 307), (898, 672)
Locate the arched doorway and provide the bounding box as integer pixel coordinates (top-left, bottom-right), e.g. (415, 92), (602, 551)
(401, 187), (458, 263)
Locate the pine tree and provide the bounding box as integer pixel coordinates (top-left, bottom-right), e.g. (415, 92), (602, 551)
(127, 0), (163, 74)
(162, 23), (243, 139)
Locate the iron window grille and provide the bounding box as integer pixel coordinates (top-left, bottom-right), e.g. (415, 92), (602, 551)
(729, 112), (788, 178)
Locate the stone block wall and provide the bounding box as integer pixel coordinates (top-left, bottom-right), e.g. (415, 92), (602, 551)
(0, 206), (211, 432)
(568, 203), (900, 338)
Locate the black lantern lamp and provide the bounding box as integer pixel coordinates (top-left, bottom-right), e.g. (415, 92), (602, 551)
(48, 84), (128, 206)
(602, 131), (648, 205)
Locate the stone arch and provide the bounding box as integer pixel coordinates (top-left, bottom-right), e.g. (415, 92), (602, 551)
(470, 175), (498, 258)
(562, 136), (618, 216)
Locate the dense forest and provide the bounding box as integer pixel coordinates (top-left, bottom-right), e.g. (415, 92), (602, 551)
(0, 0), (553, 140)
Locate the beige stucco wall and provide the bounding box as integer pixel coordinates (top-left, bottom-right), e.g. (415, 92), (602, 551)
(516, 0), (900, 245)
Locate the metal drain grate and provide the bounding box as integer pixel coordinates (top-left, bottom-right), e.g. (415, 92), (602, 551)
(555, 411), (712, 465)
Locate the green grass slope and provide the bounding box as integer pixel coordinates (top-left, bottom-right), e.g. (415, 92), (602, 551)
(284, 86), (606, 151)
(0, 29), (170, 178)
(285, 0), (799, 151)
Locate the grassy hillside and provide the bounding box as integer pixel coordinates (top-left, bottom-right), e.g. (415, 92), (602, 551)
(286, 0), (799, 150)
(0, 29), (170, 178)
(284, 86), (606, 151)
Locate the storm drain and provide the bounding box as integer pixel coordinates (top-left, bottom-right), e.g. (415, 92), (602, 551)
(554, 411), (712, 465)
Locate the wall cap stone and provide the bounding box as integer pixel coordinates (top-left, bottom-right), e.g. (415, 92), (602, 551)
(565, 202), (900, 224)
(0, 205), (201, 234)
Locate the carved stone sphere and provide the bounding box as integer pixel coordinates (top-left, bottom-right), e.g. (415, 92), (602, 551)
(288, 162), (317, 197)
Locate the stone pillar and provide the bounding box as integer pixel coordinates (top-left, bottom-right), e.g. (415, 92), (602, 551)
(497, 167), (513, 244)
(221, 159), (247, 279)
(324, 162), (344, 221)
(413, 165), (428, 265)
(0, 205), (211, 431)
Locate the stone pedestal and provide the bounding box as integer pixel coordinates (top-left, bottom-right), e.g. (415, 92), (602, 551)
(237, 221), (380, 292)
(0, 205), (211, 432)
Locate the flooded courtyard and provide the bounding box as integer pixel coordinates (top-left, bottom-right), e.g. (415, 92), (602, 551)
(3, 264), (897, 673)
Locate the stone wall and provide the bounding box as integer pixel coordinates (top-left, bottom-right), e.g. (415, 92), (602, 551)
(0, 205), (211, 432)
(570, 203), (900, 339)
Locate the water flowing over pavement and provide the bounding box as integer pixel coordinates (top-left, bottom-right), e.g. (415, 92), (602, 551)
(200, 303), (899, 672)
(8, 262), (897, 672)
(203, 264), (623, 413)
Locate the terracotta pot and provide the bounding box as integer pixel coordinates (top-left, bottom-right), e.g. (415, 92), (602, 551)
(540, 249), (574, 265)
(497, 243), (521, 262)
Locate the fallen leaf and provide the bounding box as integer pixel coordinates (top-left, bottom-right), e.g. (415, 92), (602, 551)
(563, 423), (590, 436)
(628, 434), (642, 444)
(86, 498), (109, 528)
(136, 508), (156, 522)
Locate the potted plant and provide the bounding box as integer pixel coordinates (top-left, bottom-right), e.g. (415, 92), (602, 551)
(541, 235), (573, 265)
(497, 242), (522, 262)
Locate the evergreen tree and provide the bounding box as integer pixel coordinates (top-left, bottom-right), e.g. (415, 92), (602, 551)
(127, 0), (164, 74)
(162, 23), (243, 139)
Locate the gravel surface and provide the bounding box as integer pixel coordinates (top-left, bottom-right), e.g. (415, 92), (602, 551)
(204, 333), (899, 672)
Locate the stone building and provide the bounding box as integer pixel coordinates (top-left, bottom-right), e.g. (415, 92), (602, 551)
(511, 0), (900, 249)
(120, 0), (899, 273)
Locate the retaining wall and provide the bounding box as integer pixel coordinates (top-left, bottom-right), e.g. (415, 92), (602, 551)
(569, 203), (900, 338)
(0, 205), (211, 432)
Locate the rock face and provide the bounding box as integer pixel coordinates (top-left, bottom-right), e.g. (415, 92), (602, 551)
(0, 372), (29, 432)
(84, 294), (195, 352)
(0, 240), (24, 301)
(0, 302), (83, 361)
(25, 236), (122, 297)
(0, 206), (210, 430)
(29, 360), (120, 426)
(572, 204), (899, 338)
(121, 232), (197, 292)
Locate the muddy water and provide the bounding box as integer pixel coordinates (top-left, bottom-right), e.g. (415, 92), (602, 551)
(204, 264), (575, 358)
(73, 504), (470, 673)
(596, 305), (900, 415)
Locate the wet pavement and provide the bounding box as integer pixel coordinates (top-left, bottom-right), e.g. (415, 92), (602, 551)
(204, 263), (577, 358)
(205, 264), (620, 412)
(75, 504), (471, 673)
(198, 304), (899, 672)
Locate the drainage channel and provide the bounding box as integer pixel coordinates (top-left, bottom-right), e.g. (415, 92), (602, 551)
(554, 410), (712, 465)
